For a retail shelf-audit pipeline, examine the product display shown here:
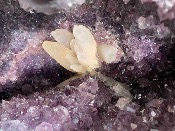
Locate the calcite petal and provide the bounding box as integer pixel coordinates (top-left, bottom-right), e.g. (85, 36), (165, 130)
(70, 64), (87, 74)
(97, 44), (121, 63)
(66, 53), (79, 65)
(66, 54), (87, 73)
(51, 29), (74, 48)
(42, 41), (75, 72)
(70, 39), (76, 53)
(73, 25), (99, 70)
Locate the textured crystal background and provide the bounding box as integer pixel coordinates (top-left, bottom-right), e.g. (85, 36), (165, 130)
(0, 0), (175, 130)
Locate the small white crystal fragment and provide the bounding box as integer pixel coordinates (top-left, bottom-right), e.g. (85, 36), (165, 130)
(51, 29), (74, 48)
(115, 97), (131, 110)
(18, 0), (86, 15)
(56, 0), (86, 9)
(137, 16), (154, 29)
(151, 111), (156, 117)
(150, 129), (159, 131)
(131, 123), (137, 130)
(97, 44), (120, 63)
(123, 0), (130, 4)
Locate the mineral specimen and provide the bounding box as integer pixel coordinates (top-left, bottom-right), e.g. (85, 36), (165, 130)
(1, 0), (175, 131)
(137, 15), (170, 38)
(1, 76), (175, 131)
(72, 25), (100, 70)
(0, 0), (77, 98)
(97, 44), (124, 63)
(42, 25), (132, 100)
(17, 0), (86, 15)
(42, 25), (124, 73)
(140, 0), (175, 20)
(0, 76), (146, 131)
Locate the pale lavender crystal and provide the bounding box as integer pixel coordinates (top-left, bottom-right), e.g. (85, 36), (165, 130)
(141, 0), (175, 20)
(124, 36), (160, 63)
(35, 122), (53, 131)
(17, 0), (86, 15)
(156, 23), (171, 38)
(1, 120), (27, 131)
(137, 15), (155, 30)
(123, 0), (130, 4)
(137, 15), (170, 38)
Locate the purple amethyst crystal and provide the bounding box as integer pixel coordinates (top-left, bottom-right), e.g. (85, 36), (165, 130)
(124, 36), (160, 63)
(1, 75), (175, 130)
(1, 0), (175, 130)
(0, 76), (97, 130)
(0, 76), (149, 131)
(0, 0), (75, 99)
(0, 29), (48, 85)
(101, 14), (171, 82)
(35, 122), (53, 131)
(140, 0), (175, 20)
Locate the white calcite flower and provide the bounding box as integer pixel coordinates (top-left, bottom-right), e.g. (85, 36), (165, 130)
(42, 25), (123, 74)
(42, 25), (132, 100)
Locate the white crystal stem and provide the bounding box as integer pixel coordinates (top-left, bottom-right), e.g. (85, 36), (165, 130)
(93, 71), (133, 100)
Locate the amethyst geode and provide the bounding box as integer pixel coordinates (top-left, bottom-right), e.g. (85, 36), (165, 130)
(1, 76), (175, 130)
(0, 76), (146, 131)
(1, 0), (175, 130)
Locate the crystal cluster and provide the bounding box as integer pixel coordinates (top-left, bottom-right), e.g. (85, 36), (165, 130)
(140, 0), (175, 20)
(42, 25), (124, 74)
(0, 76), (144, 130)
(137, 15), (170, 38)
(0, 0), (74, 99)
(102, 14), (171, 82)
(1, 76), (175, 130)
(0, 27), (72, 96)
(0, 0), (175, 130)
(0, 29), (48, 85)
(17, 0), (86, 15)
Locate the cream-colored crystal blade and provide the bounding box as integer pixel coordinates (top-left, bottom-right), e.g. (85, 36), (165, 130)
(73, 25), (99, 70)
(42, 41), (75, 72)
(51, 29), (74, 48)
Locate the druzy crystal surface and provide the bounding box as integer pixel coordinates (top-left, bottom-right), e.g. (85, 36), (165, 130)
(18, 0), (86, 15)
(0, 76), (148, 130)
(141, 0), (175, 20)
(0, 0), (175, 131)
